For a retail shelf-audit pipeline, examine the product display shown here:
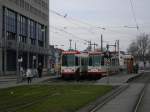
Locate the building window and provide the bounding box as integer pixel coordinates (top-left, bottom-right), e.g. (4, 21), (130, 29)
(19, 35), (27, 43)
(37, 24), (44, 47)
(29, 20), (36, 45)
(18, 15), (27, 43)
(5, 8), (17, 34)
(6, 32), (16, 40)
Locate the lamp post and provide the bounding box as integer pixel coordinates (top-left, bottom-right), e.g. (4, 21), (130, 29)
(95, 27), (106, 52)
(32, 55), (36, 77)
(106, 44), (110, 84)
(32, 55), (36, 69)
(17, 56), (23, 83)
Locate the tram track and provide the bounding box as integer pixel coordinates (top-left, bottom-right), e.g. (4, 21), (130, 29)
(89, 85), (129, 112)
(80, 72), (150, 112)
(133, 72), (150, 112)
(77, 84), (129, 112)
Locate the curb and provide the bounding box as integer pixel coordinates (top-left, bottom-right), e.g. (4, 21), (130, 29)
(76, 84), (129, 112)
(126, 73), (142, 83)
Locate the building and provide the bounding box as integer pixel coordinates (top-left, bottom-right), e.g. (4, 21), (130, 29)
(48, 45), (63, 75)
(0, 0), (49, 75)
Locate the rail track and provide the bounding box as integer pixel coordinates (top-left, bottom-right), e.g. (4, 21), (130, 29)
(133, 72), (150, 112)
(89, 85), (129, 112)
(77, 84), (129, 112)
(87, 72), (150, 112)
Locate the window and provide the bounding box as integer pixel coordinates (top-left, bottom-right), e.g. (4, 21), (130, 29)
(89, 55), (101, 66)
(3, 8), (17, 40)
(89, 56), (92, 66)
(101, 56), (104, 66)
(18, 15), (27, 43)
(62, 54), (75, 67)
(18, 15), (27, 36)
(6, 32), (16, 40)
(37, 24), (44, 47)
(75, 57), (79, 66)
(18, 35), (27, 43)
(5, 8), (17, 34)
(93, 55), (101, 66)
(29, 20), (36, 45)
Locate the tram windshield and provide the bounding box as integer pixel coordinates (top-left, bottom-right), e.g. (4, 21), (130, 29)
(62, 54), (75, 67)
(89, 55), (101, 66)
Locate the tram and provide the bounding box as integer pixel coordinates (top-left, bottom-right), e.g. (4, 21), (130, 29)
(61, 50), (88, 79)
(87, 51), (120, 78)
(61, 50), (80, 79)
(87, 51), (103, 79)
(61, 50), (120, 79)
(100, 51), (120, 76)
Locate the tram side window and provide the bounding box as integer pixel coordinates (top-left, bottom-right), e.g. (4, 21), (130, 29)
(75, 57), (79, 66)
(62, 55), (67, 66)
(101, 56), (104, 65)
(89, 56), (92, 66)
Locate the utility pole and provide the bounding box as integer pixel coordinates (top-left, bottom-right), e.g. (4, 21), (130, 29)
(101, 34), (103, 52)
(117, 40), (120, 61)
(117, 40), (120, 53)
(75, 42), (77, 51)
(93, 43), (98, 51)
(88, 41), (92, 51)
(115, 41), (117, 52)
(69, 39), (72, 50)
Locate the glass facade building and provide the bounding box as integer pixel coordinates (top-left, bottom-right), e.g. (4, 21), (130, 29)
(0, 0), (49, 75)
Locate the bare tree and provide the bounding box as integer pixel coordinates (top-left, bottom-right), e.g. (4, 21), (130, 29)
(128, 33), (150, 65)
(127, 41), (138, 57)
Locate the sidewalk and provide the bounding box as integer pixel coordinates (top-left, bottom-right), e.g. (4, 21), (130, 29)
(0, 75), (59, 89)
(95, 72), (141, 85)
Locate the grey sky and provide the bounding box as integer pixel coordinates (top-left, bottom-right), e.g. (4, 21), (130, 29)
(50, 0), (150, 51)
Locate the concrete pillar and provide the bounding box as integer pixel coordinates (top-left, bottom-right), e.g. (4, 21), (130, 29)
(27, 52), (30, 68)
(16, 13), (20, 77)
(43, 55), (46, 68)
(36, 54), (38, 68)
(27, 17), (30, 69)
(43, 26), (46, 48)
(36, 22), (38, 47)
(0, 5), (3, 75)
(3, 7), (7, 75)
(0, 48), (3, 75)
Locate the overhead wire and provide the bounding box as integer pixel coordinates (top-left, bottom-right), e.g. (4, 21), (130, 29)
(50, 25), (92, 43)
(50, 9), (103, 35)
(129, 0), (140, 32)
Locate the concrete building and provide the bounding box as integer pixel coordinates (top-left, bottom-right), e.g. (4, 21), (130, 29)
(48, 45), (63, 75)
(0, 0), (49, 75)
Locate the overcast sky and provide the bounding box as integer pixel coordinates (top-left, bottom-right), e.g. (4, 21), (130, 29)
(50, 0), (150, 51)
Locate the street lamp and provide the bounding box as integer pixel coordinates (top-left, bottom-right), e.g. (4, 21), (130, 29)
(32, 55), (36, 69)
(95, 27), (106, 52)
(17, 56), (23, 83)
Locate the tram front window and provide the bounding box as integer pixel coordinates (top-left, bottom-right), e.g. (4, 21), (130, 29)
(93, 55), (101, 66)
(62, 54), (75, 67)
(89, 55), (101, 66)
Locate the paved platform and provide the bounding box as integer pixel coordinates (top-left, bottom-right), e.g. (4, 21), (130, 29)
(0, 75), (59, 89)
(95, 84), (144, 112)
(95, 73), (141, 85)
